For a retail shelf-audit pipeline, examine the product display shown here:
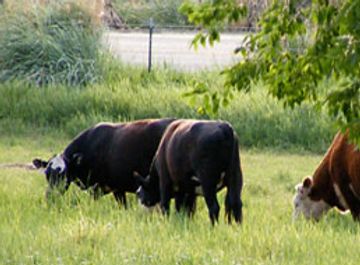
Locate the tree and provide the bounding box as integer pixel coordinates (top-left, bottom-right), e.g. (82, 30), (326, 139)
(180, 0), (360, 140)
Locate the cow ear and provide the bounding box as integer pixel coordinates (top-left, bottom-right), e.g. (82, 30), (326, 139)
(133, 171), (147, 186)
(295, 177), (312, 196)
(32, 158), (48, 169)
(303, 177), (312, 188)
(72, 153), (83, 165)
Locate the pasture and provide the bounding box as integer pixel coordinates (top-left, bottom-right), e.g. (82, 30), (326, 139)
(1, 134), (360, 265)
(0, 63), (356, 265)
(1, 2), (359, 264)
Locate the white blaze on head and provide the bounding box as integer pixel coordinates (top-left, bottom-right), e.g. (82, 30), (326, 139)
(293, 177), (331, 221)
(48, 154), (66, 173)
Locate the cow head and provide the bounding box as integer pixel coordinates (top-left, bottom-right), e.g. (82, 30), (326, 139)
(293, 177), (331, 221)
(33, 153), (80, 198)
(133, 171), (160, 208)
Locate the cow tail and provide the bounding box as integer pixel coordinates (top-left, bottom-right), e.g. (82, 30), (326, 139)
(224, 134), (243, 224)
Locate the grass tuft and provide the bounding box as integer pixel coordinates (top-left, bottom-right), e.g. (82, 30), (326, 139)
(0, 1), (103, 86)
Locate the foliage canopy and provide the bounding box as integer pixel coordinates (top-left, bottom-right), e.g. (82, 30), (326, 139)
(181, 0), (360, 140)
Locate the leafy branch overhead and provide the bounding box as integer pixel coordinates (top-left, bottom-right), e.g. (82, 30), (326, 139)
(180, 0), (247, 48)
(181, 0), (360, 139)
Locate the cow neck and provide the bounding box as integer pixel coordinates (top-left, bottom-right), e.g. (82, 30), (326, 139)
(60, 153), (74, 182)
(146, 161), (160, 193)
(310, 132), (347, 211)
(310, 156), (337, 207)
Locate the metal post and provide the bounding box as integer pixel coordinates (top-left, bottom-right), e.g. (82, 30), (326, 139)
(148, 18), (154, 73)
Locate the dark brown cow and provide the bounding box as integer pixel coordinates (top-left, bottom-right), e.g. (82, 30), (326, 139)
(135, 119), (243, 225)
(33, 118), (175, 206)
(293, 130), (360, 221)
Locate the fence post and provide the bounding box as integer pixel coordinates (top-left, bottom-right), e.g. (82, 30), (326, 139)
(148, 18), (154, 73)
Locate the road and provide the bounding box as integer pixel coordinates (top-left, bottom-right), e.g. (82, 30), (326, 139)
(103, 31), (247, 71)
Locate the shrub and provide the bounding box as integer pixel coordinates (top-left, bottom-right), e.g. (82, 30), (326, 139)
(0, 2), (103, 86)
(113, 0), (189, 27)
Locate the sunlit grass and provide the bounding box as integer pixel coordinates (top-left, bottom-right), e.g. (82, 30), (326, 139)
(1, 139), (359, 265)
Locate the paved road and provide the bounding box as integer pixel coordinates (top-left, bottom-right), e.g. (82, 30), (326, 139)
(103, 31), (247, 71)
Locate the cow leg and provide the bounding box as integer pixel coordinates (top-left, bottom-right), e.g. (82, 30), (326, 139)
(184, 192), (197, 217)
(89, 184), (103, 200)
(200, 177), (220, 225)
(157, 160), (173, 216)
(175, 192), (185, 212)
(113, 191), (127, 208)
(225, 172), (243, 224)
(160, 182), (172, 216)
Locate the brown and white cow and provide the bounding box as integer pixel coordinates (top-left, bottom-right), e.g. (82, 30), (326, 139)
(33, 118), (175, 206)
(135, 119), (243, 225)
(293, 130), (360, 221)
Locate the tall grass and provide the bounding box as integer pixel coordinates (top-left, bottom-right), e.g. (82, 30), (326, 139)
(0, 1), (103, 86)
(0, 63), (336, 152)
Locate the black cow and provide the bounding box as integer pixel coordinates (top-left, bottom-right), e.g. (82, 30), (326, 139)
(135, 119), (243, 224)
(33, 118), (175, 206)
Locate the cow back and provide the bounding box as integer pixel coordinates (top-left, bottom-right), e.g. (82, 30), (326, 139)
(63, 118), (175, 192)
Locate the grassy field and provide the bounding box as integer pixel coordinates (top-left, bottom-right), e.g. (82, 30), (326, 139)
(1, 134), (360, 265)
(0, 2), (357, 264)
(0, 64), (351, 264)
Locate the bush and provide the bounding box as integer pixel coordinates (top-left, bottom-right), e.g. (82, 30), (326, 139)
(0, 2), (103, 86)
(113, 0), (189, 27)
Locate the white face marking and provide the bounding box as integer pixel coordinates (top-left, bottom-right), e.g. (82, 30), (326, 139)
(293, 182), (331, 221)
(48, 154), (66, 173)
(333, 183), (349, 210)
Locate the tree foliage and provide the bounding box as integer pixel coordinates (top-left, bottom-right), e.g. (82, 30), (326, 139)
(181, 0), (360, 140)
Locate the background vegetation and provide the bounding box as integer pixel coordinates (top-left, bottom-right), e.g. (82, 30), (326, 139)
(113, 0), (189, 27)
(0, 1), (353, 265)
(181, 0), (360, 140)
(0, 65), (335, 152)
(0, 1), (336, 153)
(0, 1), (103, 86)
(112, 0), (270, 28)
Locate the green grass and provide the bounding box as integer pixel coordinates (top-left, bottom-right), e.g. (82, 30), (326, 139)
(1, 136), (359, 265)
(0, 3), (353, 263)
(0, 2), (103, 86)
(0, 64), (336, 152)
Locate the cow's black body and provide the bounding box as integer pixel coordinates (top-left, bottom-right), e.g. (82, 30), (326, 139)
(34, 118), (175, 205)
(137, 119), (243, 224)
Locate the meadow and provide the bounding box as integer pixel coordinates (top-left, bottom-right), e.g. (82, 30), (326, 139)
(1, 2), (358, 264)
(0, 65), (358, 265)
(1, 133), (360, 265)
